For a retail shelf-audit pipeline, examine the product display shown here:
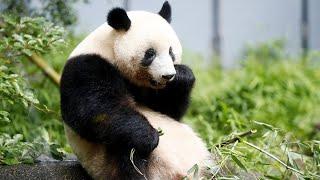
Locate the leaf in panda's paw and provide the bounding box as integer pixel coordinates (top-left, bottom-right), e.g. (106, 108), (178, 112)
(157, 127), (164, 136)
(185, 164), (199, 180)
(129, 148), (148, 180)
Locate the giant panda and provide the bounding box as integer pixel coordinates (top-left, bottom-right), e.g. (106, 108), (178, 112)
(60, 1), (212, 180)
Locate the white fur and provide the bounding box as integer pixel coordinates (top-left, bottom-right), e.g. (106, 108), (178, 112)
(149, 53), (176, 82)
(65, 107), (212, 179)
(66, 9), (213, 179)
(70, 11), (181, 87)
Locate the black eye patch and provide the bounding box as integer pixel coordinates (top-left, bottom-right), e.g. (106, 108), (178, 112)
(141, 48), (156, 67)
(169, 47), (175, 62)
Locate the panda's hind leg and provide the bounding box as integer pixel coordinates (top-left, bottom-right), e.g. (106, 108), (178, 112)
(65, 124), (148, 180)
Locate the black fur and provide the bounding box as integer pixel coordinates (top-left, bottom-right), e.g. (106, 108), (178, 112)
(60, 54), (195, 179)
(60, 54), (158, 179)
(107, 8), (131, 31)
(169, 46), (175, 62)
(141, 48), (156, 67)
(158, 1), (172, 23)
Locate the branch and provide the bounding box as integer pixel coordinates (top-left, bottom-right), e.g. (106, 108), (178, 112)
(215, 130), (256, 148)
(27, 54), (60, 86)
(1, 18), (61, 86)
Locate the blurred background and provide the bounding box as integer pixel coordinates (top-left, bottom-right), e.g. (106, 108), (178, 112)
(0, 0), (319, 179)
(75, 0), (320, 66)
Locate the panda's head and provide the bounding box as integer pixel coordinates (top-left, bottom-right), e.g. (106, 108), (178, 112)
(107, 1), (182, 89)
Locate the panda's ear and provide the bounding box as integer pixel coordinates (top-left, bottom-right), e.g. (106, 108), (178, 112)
(158, 1), (172, 23)
(107, 8), (131, 31)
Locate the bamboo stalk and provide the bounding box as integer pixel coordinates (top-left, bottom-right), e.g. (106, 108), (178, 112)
(28, 54), (61, 86)
(242, 140), (304, 176)
(215, 129), (257, 148)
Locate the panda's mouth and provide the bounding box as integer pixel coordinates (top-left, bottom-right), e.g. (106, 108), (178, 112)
(149, 79), (167, 89)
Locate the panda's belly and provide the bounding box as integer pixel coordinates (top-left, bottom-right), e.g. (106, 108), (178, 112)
(64, 107), (212, 180)
(136, 106), (212, 179)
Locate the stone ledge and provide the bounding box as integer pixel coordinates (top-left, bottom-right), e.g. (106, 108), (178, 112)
(0, 160), (91, 180)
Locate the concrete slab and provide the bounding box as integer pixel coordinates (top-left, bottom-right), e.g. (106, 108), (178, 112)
(0, 161), (92, 180)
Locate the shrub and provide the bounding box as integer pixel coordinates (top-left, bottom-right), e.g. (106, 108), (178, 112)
(186, 41), (320, 178)
(0, 14), (66, 164)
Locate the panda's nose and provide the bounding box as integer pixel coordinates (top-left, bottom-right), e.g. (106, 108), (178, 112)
(162, 74), (175, 81)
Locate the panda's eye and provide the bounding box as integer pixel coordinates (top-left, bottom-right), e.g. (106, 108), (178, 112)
(141, 48), (156, 67)
(169, 47), (175, 62)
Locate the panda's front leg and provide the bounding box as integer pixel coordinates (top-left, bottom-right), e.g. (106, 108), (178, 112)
(167, 64), (195, 118)
(144, 64), (195, 121)
(105, 109), (160, 158)
(172, 64), (196, 89)
(105, 109), (159, 179)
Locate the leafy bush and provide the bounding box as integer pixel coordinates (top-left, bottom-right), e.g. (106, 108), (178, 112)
(0, 14), (66, 164)
(186, 42), (320, 179)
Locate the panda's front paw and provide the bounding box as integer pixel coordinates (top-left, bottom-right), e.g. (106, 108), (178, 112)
(132, 126), (159, 158)
(173, 64), (195, 85)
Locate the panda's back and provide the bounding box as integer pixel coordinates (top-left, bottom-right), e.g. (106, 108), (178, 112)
(68, 23), (115, 61)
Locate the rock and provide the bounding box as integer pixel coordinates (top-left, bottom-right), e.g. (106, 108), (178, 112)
(0, 160), (92, 180)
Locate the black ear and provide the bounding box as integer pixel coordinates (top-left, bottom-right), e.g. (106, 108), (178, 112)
(158, 1), (172, 23)
(107, 8), (131, 31)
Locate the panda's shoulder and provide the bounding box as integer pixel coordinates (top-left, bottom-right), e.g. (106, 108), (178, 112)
(65, 54), (114, 72)
(61, 54), (122, 87)
(63, 54), (122, 77)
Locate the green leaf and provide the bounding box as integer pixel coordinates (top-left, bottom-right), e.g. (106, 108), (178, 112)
(264, 175), (282, 180)
(22, 157), (34, 164)
(157, 127), (164, 136)
(22, 49), (33, 56)
(253, 121), (276, 131)
(50, 144), (65, 160)
(1, 157), (19, 165)
(231, 154), (247, 172)
(186, 164), (199, 179)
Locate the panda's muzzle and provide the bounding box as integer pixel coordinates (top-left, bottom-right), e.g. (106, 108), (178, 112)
(149, 73), (175, 88)
(162, 74), (175, 81)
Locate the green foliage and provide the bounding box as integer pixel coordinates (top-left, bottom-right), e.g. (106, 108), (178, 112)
(0, 0), (87, 27)
(0, 14), (65, 58)
(0, 134), (42, 165)
(0, 14), (66, 165)
(186, 41), (320, 178)
(0, 64), (38, 123)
